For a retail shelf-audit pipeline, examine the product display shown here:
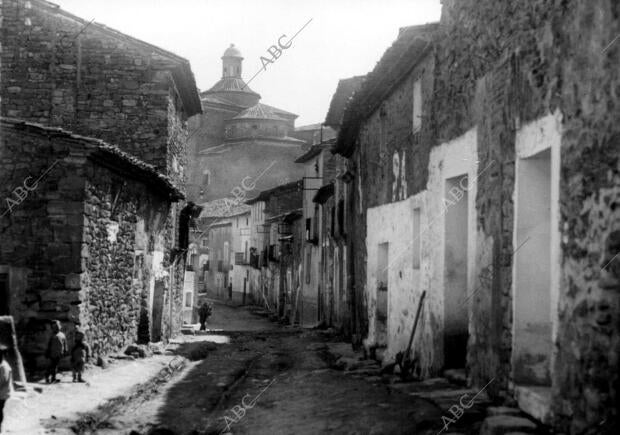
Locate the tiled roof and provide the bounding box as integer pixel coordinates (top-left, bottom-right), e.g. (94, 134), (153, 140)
(204, 77), (260, 96)
(34, 0), (201, 117)
(200, 94), (241, 107)
(246, 179), (303, 205)
(1, 117), (184, 200)
(198, 198), (251, 218)
(259, 103), (298, 119)
(335, 23), (438, 157)
(324, 76), (365, 128)
(294, 140), (335, 163)
(232, 103), (289, 121)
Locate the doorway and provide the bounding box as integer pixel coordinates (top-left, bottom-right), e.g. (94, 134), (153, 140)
(513, 149), (552, 386)
(0, 273), (9, 315)
(376, 243), (389, 346)
(443, 175), (469, 369)
(151, 280), (165, 342)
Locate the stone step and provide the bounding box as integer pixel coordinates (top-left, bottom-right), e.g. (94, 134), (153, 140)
(487, 406), (523, 417)
(479, 415), (537, 435)
(444, 368), (468, 386)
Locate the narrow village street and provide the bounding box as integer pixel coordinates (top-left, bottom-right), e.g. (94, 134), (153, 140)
(14, 301), (504, 435)
(1, 1), (618, 434)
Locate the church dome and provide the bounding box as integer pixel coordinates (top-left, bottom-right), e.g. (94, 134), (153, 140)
(222, 44), (243, 59)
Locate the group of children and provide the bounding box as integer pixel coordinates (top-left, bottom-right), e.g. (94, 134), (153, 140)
(0, 320), (91, 431)
(45, 320), (91, 383)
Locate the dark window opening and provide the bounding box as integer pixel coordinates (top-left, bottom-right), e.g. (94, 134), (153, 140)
(0, 273), (9, 315)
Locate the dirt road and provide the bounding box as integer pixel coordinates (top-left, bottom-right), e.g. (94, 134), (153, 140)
(48, 301), (488, 435)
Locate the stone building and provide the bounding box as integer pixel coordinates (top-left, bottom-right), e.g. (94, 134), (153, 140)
(321, 76), (364, 336)
(295, 140), (345, 326)
(0, 119), (185, 366)
(187, 44), (305, 202)
(0, 0), (201, 365)
(245, 180), (303, 317)
(191, 199), (251, 302)
(335, 1), (619, 433)
(335, 23), (437, 360)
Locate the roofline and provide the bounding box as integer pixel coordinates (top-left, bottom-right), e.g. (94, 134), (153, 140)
(245, 179), (303, 204)
(1, 117), (184, 201)
(202, 88), (262, 98)
(32, 1), (201, 117)
(295, 143), (333, 163)
(228, 116), (288, 122)
(199, 137), (306, 155)
(334, 25), (437, 157)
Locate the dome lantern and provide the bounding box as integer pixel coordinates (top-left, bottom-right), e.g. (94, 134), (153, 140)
(222, 44), (243, 78)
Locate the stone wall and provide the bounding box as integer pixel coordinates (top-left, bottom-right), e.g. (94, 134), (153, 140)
(349, 53), (435, 343)
(0, 0), (193, 185)
(431, 0), (620, 431)
(80, 165), (170, 357)
(0, 122), (173, 365)
(0, 125), (81, 364)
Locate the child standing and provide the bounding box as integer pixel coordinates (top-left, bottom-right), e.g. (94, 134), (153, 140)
(71, 330), (90, 383)
(0, 344), (13, 432)
(45, 320), (67, 383)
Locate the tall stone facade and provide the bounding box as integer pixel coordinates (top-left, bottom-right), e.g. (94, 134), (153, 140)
(0, 0), (201, 184)
(432, 1), (619, 431)
(334, 2), (619, 433)
(0, 0), (202, 366)
(0, 120), (182, 367)
(335, 24), (437, 348)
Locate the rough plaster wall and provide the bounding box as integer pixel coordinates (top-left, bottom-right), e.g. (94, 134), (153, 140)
(512, 112), (562, 388)
(426, 128), (478, 374)
(434, 1), (619, 430)
(366, 194), (438, 376)
(350, 54), (435, 343)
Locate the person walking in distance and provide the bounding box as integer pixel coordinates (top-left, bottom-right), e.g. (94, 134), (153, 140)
(198, 302), (213, 331)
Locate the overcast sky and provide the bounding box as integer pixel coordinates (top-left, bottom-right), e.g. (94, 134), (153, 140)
(52, 0), (442, 126)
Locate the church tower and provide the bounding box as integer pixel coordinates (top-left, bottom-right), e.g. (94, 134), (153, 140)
(222, 44), (243, 78)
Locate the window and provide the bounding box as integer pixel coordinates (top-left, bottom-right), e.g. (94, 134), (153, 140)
(185, 292), (192, 308)
(202, 170), (210, 186)
(413, 208), (421, 269)
(305, 218), (312, 241)
(305, 251), (312, 284)
(412, 79), (422, 132)
(202, 238), (208, 247)
(0, 273), (9, 315)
